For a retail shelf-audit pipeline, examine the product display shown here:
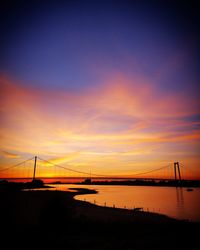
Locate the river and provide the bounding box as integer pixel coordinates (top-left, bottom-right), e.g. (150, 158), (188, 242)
(51, 184), (200, 222)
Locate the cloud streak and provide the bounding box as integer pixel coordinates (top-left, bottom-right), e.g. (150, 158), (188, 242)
(0, 74), (199, 178)
(1, 151), (20, 159)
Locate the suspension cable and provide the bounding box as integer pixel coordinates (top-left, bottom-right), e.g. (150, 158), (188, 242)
(0, 157), (35, 172)
(130, 164), (171, 176)
(38, 157), (108, 177)
(38, 157), (172, 178)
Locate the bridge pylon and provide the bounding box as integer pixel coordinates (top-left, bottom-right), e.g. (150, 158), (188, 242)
(33, 156), (37, 181)
(174, 162), (181, 185)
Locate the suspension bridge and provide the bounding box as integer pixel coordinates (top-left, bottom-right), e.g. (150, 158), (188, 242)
(0, 155), (193, 183)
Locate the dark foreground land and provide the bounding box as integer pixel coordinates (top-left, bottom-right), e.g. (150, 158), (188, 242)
(0, 185), (199, 250)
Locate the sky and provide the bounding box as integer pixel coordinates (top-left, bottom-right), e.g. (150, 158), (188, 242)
(0, 0), (200, 179)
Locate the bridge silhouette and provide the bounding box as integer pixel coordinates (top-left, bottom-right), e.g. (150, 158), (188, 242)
(0, 155), (191, 182)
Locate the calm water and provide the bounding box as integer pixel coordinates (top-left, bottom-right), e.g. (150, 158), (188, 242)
(51, 184), (200, 222)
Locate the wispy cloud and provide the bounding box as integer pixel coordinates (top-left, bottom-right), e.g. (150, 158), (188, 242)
(42, 152), (81, 166)
(0, 74), (199, 177)
(1, 151), (20, 159)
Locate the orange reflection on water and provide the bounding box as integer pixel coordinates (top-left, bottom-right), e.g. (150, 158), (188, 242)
(69, 185), (200, 222)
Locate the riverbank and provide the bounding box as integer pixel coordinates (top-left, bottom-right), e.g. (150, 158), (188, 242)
(78, 179), (200, 188)
(0, 187), (199, 249)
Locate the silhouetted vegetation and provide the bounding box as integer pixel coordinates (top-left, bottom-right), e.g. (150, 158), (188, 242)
(0, 179), (51, 190)
(31, 179), (44, 187)
(82, 178), (92, 184)
(79, 179), (200, 187)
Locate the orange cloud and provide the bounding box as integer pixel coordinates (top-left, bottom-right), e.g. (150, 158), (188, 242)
(42, 152), (81, 167)
(0, 74), (199, 179)
(1, 151), (20, 159)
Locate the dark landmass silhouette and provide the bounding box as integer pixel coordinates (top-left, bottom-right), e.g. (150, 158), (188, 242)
(0, 182), (199, 250)
(79, 178), (200, 187)
(0, 179), (52, 190)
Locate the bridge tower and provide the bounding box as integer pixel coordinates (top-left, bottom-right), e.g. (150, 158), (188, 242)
(174, 162), (181, 184)
(33, 156), (37, 181)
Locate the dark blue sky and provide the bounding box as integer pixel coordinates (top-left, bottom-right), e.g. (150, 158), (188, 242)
(1, 0), (199, 94)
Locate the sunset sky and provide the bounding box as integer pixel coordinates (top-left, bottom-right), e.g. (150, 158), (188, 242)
(0, 0), (199, 179)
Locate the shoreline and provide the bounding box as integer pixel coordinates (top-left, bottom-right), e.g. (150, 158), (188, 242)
(70, 188), (180, 224)
(0, 187), (183, 226)
(0, 181), (198, 223)
(0, 186), (192, 224)
(0, 182), (197, 223)
(0, 187), (199, 249)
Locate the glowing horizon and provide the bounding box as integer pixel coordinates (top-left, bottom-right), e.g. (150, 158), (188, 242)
(0, 74), (199, 180)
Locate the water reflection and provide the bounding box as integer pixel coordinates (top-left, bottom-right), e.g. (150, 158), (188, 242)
(49, 184), (200, 222)
(176, 187), (185, 219)
(176, 187), (184, 209)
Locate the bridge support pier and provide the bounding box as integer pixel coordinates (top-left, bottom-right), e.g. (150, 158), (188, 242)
(174, 162), (181, 185)
(33, 156), (37, 181)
